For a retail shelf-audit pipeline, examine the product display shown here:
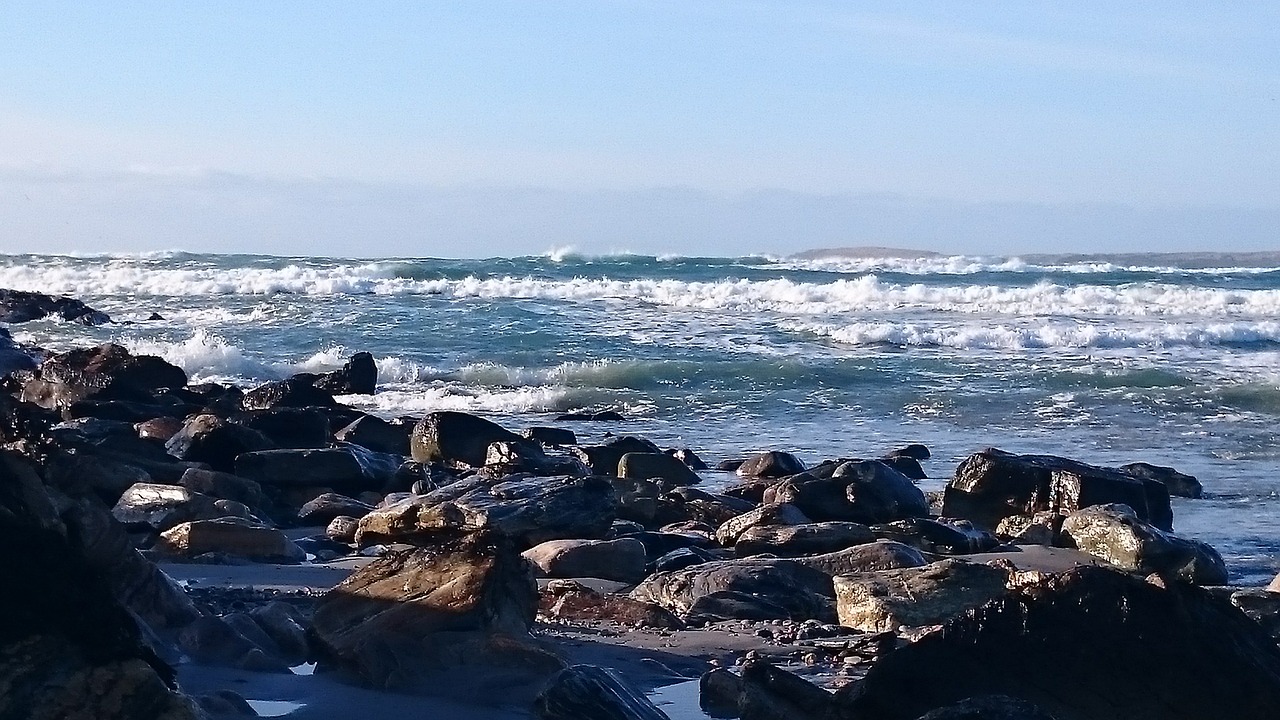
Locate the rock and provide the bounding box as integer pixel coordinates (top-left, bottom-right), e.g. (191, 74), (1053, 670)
(668, 486), (754, 527)
(914, 695), (1061, 720)
(178, 467), (269, 511)
(235, 445), (401, 493)
(736, 451), (806, 478)
(1059, 504), (1227, 584)
(231, 408), (332, 449)
(166, 414), (275, 472)
(1119, 461), (1203, 499)
(0, 326), (37, 376)
(872, 517), (1001, 555)
(356, 474), (616, 548)
(714, 502), (811, 546)
(793, 539), (930, 576)
(716, 459), (746, 472)
(611, 477), (667, 525)
(649, 545), (725, 574)
(995, 512), (1060, 546)
(838, 566), (1280, 720)
(213, 498), (254, 520)
(555, 411), (625, 421)
(312, 351), (378, 395)
(410, 411), (525, 467)
(524, 426), (578, 447)
(326, 515), (360, 543)
(249, 602), (310, 666)
(45, 449), (155, 502)
(941, 448), (1173, 531)
(523, 538), (648, 583)
(734, 521), (876, 558)
(485, 440), (551, 474)
(240, 375), (337, 410)
(310, 533), (562, 695)
(887, 443), (931, 460)
(135, 416), (184, 442)
(111, 482), (224, 531)
(298, 492), (374, 525)
(0, 287), (111, 325)
(618, 451), (701, 486)
(834, 559), (1012, 632)
(630, 556), (838, 622)
(20, 343), (186, 411)
(178, 616), (290, 672)
(195, 689), (258, 716)
(879, 454), (927, 479)
(534, 664), (671, 720)
(668, 447), (708, 470)
(335, 415), (415, 455)
(734, 660), (835, 720)
(572, 436), (663, 476)
(766, 460), (929, 524)
(156, 518), (305, 563)
(538, 580), (683, 629)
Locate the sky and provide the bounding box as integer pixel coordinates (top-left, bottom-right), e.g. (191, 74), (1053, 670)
(0, 2), (1276, 258)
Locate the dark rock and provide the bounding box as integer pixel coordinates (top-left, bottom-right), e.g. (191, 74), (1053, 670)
(623, 530), (717, 560)
(231, 408), (332, 449)
(716, 459), (746, 472)
(235, 445), (401, 493)
(555, 411), (625, 421)
(887, 443), (931, 461)
(298, 492), (374, 525)
(178, 616), (290, 672)
(310, 533), (562, 695)
(410, 411), (524, 467)
(539, 580), (683, 629)
(0, 326), (38, 376)
(66, 398), (200, 424)
(524, 426), (578, 447)
(166, 414), (275, 472)
(668, 487), (754, 527)
(335, 415), (415, 456)
(649, 545), (725, 574)
(735, 659), (834, 720)
(1232, 589), (1280, 641)
(241, 375), (337, 411)
(794, 539), (929, 576)
(1119, 461), (1203, 499)
(312, 351), (378, 395)
(839, 566), (1280, 720)
(736, 451), (806, 478)
(485, 439), (551, 474)
(942, 449), (1173, 532)
(618, 451), (701, 486)
(995, 512), (1061, 546)
(873, 517), (1001, 555)
(195, 689), (258, 716)
(0, 287), (111, 325)
(914, 695), (1061, 720)
(356, 474), (617, 548)
(767, 460), (928, 524)
(534, 664), (671, 720)
(135, 416), (184, 442)
(1058, 504), (1227, 585)
(572, 436), (663, 476)
(667, 447), (709, 470)
(879, 454), (927, 480)
(523, 537), (648, 583)
(735, 521), (876, 558)
(179, 468), (269, 512)
(248, 602), (310, 666)
(630, 557), (838, 622)
(20, 343), (186, 411)
(714, 502), (810, 546)
(45, 448), (154, 503)
(326, 515), (360, 543)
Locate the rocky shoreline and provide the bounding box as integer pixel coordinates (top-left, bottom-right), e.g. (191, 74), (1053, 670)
(3, 323), (1280, 719)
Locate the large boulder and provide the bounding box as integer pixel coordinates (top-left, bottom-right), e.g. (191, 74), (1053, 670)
(571, 436), (663, 476)
(111, 482), (224, 531)
(0, 288), (111, 325)
(356, 474), (616, 548)
(178, 467), (269, 512)
(0, 326), (37, 376)
(714, 502), (810, 547)
(335, 414), (415, 456)
(156, 518), (305, 563)
(310, 533), (562, 695)
(538, 580), (682, 629)
(941, 449), (1173, 531)
(766, 460), (929, 524)
(834, 559), (1012, 632)
(522, 537), (648, 583)
(241, 375), (337, 410)
(1059, 504), (1227, 585)
(736, 450), (806, 478)
(312, 352), (378, 395)
(165, 414), (275, 472)
(235, 445), (401, 493)
(1119, 461), (1203, 499)
(297, 492), (374, 525)
(838, 566), (1280, 720)
(617, 451), (701, 486)
(20, 343), (187, 411)
(410, 411), (525, 467)
(534, 665), (671, 720)
(630, 557), (838, 623)
(230, 407), (332, 449)
(872, 517), (1001, 555)
(735, 521), (875, 558)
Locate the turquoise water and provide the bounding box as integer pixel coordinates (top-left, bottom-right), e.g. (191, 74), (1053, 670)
(6, 250), (1280, 583)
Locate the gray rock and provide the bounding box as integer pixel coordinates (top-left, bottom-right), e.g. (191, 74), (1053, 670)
(326, 515), (360, 543)
(297, 492), (374, 525)
(631, 557), (837, 622)
(766, 460), (928, 524)
(241, 375), (337, 410)
(111, 482), (224, 531)
(734, 521), (876, 558)
(410, 411), (524, 467)
(572, 436), (663, 476)
(523, 426), (578, 447)
(235, 445), (401, 493)
(156, 518), (305, 563)
(1119, 461), (1203, 499)
(312, 351), (378, 395)
(20, 343), (185, 411)
(523, 537), (648, 583)
(1059, 504), (1227, 584)
(872, 516), (1001, 555)
(178, 467), (269, 511)
(714, 502), (811, 547)
(834, 559), (1012, 632)
(335, 414), (415, 456)
(995, 512), (1060, 546)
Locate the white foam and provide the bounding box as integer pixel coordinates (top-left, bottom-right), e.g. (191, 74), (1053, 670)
(790, 320), (1280, 350)
(340, 385), (620, 416)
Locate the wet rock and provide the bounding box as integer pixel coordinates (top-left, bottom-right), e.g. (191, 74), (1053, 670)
(236, 445), (401, 493)
(326, 515), (360, 543)
(872, 517), (1001, 555)
(649, 545), (725, 574)
(166, 414), (275, 472)
(45, 449), (155, 502)
(111, 482), (224, 531)
(572, 436), (663, 476)
(555, 411), (625, 421)
(667, 447), (708, 470)
(297, 492), (374, 525)
(335, 414), (415, 456)
(231, 408), (332, 449)
(612, 477), (668, 525)
(20, 343), (186, 411)
(194, 689), (259, 717)
(136, 416), (184, 442)
(995, 512), (1060, 546)
(539, 580), (683, 629)
(839, 566), (1280, 720)
(767, 460), (929, 524)
(1230, 589), (1280, 641)
(734, 521), (875, 558)
(618, 451), (702, 486)
(410, 411), (525, 467)
(834, 559), (1012, 632)
(0, 326), (37, 376)
(879, 454), (927, 480)
(0, 287), (111, 325)
(241, 375), (338, 410)
(310, 533), (562, 695)
(887, 443), (931, 461)
(312, 351), (378, 395)
(356, 474), (616, 548)
(534, 664), (671, 720)
(714, 502), (811, 546)
(736, 450), (806, 478)
(156, 518), (305, 563)
(941, 448), (1173, 532)
(523, 537), (648, 583)
(1059, 504), (1227, 585)
(524, 426), (578, 447)
(485, 439), (551, 474)
(1119, 461), (1203, 500)
(716, 459), (746, 472)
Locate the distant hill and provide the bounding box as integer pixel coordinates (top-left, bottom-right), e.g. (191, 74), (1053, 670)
(790, 246), (941, 260)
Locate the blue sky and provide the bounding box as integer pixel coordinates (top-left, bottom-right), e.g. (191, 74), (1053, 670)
(1, 2), (1276, 257)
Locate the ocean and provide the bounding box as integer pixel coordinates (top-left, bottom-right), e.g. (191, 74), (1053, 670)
(5, 249), (1280, 584)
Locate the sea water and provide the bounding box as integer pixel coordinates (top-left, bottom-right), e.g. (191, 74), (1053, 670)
(5, 250), (1280, 583)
